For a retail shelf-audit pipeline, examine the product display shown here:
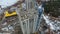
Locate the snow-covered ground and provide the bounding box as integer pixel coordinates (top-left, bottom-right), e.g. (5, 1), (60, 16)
(43, 14), (60, 31)
(0, 0), (19, 8)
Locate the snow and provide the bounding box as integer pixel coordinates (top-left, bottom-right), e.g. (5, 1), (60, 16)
(1, 25), (14, 31)
(1, 27), (8, 31)
(0, 0), (19, 8)
(43, 14), (50, 25)
(9, 26), (14, 31)
(43, 14), (60, 31)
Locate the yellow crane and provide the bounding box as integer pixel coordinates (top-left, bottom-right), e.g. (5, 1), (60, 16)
(4, 10), (17, 17)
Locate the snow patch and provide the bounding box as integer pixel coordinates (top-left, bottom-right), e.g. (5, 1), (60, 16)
(0, 0), (19, 8)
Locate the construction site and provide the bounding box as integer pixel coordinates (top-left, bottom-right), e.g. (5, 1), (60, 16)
(0, 0), (60, 34)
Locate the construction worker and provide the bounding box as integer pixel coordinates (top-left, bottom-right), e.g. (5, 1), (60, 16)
(38, 2), (43, 17)
(35, 1), (44, 33)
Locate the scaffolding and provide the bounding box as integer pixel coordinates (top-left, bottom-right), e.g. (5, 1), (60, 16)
(16, 5), (38, 34)
(15, 0), (44, 34)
